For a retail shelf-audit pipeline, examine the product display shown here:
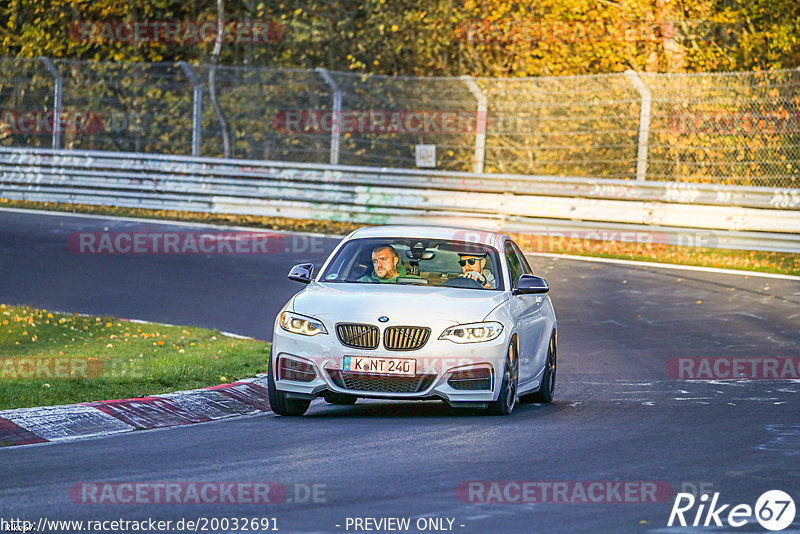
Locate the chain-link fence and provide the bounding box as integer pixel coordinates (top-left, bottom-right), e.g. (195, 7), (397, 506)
(56, 59), (194, 155)
(0, 58), (60, 150)
(643, 70), (800, 187)
(1, 57), (798, 187)
(477, 74), (641, 179)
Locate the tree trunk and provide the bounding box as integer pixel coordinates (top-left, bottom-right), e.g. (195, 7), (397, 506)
(209, 0), (232, 158)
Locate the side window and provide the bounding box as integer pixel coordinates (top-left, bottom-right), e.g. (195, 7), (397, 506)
(504, 242), (524, 289)
(511, 242), (532, 274)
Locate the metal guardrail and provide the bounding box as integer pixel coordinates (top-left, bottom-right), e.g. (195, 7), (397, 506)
(0, 147), (798, 253)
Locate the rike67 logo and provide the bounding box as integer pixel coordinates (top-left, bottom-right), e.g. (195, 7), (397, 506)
(668, 490), (796, 531)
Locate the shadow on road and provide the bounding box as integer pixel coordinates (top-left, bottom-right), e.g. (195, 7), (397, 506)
(291, 399), (568, 419)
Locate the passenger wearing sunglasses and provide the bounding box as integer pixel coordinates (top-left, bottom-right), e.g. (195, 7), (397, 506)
(457, 252), (496, 289)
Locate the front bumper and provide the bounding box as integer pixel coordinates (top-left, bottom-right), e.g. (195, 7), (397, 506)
(271, 326), (510, 405)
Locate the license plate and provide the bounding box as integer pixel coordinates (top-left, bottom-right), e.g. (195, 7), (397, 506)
(343, 355), (416, 376)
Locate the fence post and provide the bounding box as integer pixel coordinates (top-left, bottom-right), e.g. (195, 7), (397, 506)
(179, 61), (203, 157)
(39, 57), (62, 150)
(316, 68), (341, 166)
(461, 76), (487, 174)
(625, 70), (651, 181)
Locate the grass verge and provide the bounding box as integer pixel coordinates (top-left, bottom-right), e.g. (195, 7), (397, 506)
(1, 199), (798, 276)
(0, 304), (270, 411)
(517, 240), (800, 276)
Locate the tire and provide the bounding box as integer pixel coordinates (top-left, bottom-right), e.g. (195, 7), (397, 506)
(324, 393), (358, 405)
(487, 339), (518, 415)
(520, 331), (556, 404)
(267, 355), (311, 416)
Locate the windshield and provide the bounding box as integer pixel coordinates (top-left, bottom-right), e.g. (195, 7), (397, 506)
(319, 238), (504, 291)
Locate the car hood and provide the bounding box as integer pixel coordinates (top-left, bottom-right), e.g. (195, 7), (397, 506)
(291, 282), (508, 326)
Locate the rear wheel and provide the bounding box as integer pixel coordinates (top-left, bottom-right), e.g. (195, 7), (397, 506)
(520, 331), (556, 404)
(267, 355), (311, 416)
(487, 340), (518, 415)
(324, 393), (358, 405)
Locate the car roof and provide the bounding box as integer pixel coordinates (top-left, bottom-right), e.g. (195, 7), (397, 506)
(346, 225), (508, 250)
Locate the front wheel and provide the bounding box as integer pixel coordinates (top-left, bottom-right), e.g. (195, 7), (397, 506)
(520, 331), (556, 404)
(487, 340), (518, 415)
(267, 355), (311, 416)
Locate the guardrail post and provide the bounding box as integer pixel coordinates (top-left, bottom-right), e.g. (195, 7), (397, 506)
(625, 70), (651, 182)
(316, 68), (341, 166)
(39, 57), (62, 150)
(179, 61), (203, 157)
(461, 76), (487, 174)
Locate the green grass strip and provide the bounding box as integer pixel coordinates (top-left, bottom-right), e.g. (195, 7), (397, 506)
(0, 304), (270, 411)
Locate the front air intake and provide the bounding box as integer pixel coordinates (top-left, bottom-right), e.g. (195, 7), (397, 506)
(278, 357), (316, 382)
(328, 370), (436, 393)
(447, 367), (493, 390)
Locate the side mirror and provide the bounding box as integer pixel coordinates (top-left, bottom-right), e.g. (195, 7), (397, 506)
(288, 263), (314, 284)
(513, 274), (549, 295)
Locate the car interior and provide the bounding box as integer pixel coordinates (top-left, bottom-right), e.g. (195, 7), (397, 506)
(322, 239), (501, 290)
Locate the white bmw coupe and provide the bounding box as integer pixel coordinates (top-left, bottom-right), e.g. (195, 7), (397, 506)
(269, 225), (557, 416)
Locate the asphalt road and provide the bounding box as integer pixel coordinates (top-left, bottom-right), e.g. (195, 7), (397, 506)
(1, 208), (799, 534)
(0, 209), (338, 341)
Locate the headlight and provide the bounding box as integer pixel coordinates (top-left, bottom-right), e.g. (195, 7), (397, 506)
(279, 312), (327, 336)
(439, 321), (503, 343)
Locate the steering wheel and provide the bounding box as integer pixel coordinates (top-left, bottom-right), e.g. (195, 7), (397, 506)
(441, 276), (484, 289)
